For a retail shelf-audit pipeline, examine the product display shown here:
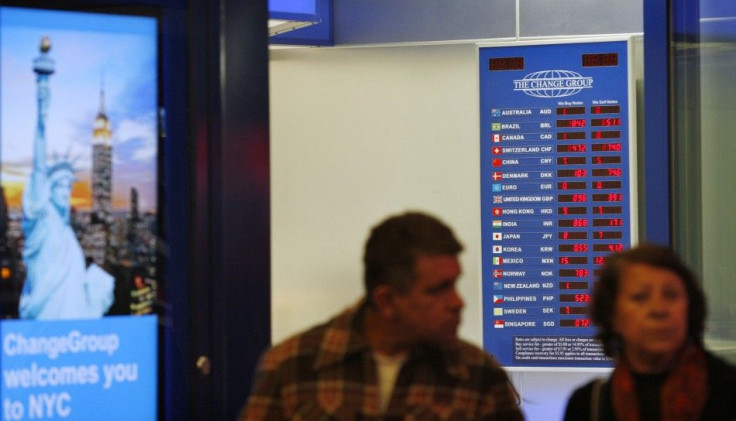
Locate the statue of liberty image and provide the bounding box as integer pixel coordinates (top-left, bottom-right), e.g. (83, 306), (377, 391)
(18, 37), (114, 319)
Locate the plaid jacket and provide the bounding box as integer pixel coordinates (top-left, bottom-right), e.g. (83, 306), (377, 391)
(240, 300), (524, 420)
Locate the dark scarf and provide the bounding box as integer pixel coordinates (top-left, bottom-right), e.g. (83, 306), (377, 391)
(611, 344), (708, 421)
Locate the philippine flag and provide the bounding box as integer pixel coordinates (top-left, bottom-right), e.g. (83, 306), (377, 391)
(493, 295), (504, 303)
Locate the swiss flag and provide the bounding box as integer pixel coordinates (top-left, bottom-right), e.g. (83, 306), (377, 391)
(492, 147), (502, 155)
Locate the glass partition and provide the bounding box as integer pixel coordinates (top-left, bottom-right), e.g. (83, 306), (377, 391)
(671, 1), (736, 362)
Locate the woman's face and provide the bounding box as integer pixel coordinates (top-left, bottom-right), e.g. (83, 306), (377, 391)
(613, 263), (689, 372)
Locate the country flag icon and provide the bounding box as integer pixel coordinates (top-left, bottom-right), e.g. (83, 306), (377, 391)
(492, 184), (502, 192)
(492, 123), (501, 131)
(492, 172), (503, 181)
(493, 196), (503, 204)
(493, 257), (503, 265)
(493, 159), (502, 167)
(493, 295), (504, 303)
(493, 134), (501, 142)
(494, 308), (503, 316)
(493, 281), (503, 291)
(492, 109), (501, 117)
(494, 320), (505, 329)
(492, 207), (502, 216)
(492, 146), (502, 155)
(493, 269), (503, 278)
(493, 220), (502, 228)
(493, 232), (502, 241)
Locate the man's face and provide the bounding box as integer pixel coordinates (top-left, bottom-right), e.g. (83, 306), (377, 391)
(391, 254), (464, 345)
(50, 177), (72, 211)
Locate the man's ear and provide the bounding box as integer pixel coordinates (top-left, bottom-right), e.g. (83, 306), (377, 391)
(371, 285), (397, 319)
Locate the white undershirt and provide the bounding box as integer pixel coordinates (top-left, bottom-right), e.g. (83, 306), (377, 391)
(373, 351), (408, 413)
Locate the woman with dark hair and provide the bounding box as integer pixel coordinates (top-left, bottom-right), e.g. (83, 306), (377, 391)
(564, 243), (736, 421)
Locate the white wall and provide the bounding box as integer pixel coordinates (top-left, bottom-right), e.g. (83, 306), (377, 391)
(270, 44), (484, 343)
(269, 43), (606, 421)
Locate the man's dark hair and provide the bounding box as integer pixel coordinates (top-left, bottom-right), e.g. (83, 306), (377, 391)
(363, 211), (463, 296)
(591, 243), (707, 357)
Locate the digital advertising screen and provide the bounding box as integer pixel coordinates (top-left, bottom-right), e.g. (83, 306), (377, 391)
(0, 6), (159, 419)
(478, 39), (637, 369)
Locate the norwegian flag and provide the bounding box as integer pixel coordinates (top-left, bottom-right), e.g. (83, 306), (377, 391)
(493, 269), (503, 278)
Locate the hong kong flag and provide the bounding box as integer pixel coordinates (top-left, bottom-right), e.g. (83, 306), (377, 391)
(492, 207), (502, 216)
(492, 159), (502, 167)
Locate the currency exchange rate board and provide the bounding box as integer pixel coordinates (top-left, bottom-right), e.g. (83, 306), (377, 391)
(479, 39), (636, 368)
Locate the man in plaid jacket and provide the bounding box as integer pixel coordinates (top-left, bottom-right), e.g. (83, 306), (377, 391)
(241, 211), (524, 420)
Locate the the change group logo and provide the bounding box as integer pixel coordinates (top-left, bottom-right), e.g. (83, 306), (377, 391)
(513, 70), (593, 98)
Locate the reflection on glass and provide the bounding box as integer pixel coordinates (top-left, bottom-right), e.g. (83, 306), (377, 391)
(672, 1), (736, 362)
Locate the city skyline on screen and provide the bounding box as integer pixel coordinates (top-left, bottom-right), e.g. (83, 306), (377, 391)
(0, 6), (158, 213)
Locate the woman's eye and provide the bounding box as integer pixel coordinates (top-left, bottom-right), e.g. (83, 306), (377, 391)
(630, 293), (647, 302)
(663, 289), (683, 299)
